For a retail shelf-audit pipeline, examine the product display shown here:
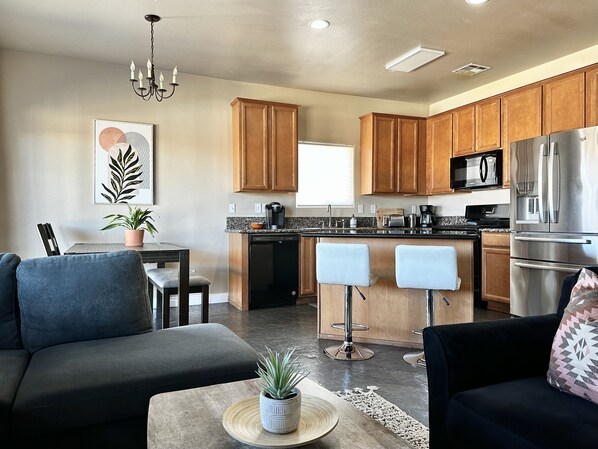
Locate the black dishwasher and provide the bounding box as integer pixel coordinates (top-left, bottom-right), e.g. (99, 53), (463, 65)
(249, 234), (298, 309)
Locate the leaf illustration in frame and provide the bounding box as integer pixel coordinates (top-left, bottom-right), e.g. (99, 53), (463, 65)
(101, 145), (144, 203)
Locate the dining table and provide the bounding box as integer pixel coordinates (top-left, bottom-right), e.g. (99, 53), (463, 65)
(64, 243), (190, 326)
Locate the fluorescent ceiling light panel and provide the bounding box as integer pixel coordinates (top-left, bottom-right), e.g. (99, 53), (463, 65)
(385, 47), (445, 72)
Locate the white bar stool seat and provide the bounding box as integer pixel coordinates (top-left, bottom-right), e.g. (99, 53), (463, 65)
(316, 243), (378, 361)
(395, 245), (460, 367)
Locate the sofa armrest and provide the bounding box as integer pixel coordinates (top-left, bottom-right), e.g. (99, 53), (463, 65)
(423, 315), (560, 449)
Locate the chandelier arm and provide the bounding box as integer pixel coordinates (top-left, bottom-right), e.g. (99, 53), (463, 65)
(160, 85), (177, 100)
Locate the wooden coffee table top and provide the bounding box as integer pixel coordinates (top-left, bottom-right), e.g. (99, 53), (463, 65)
(147, 377), (414, 449)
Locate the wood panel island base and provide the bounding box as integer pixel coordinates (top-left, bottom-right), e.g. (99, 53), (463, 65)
(315, 234), (474, 349)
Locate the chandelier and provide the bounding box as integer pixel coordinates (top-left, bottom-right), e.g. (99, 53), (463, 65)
(129, 14), (178, 102)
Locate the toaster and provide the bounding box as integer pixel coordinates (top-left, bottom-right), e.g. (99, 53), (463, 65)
(382, 214), (405, 227)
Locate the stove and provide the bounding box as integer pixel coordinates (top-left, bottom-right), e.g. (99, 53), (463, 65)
(434, 204), (510, 308)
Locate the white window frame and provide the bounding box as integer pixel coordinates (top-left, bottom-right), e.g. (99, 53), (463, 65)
(295, 141), (355, 208)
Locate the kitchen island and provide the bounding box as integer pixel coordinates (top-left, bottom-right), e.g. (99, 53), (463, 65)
(304, 228), (476, 349)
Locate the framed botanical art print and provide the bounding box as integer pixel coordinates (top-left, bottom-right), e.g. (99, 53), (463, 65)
(94, 119), (154, 205)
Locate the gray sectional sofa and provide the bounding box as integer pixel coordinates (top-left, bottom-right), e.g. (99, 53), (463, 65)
(0, 251), (258, 449)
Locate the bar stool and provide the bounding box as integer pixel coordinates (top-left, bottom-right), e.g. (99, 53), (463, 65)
(316, 243), (378, 361)
(395, 245), (460, 367)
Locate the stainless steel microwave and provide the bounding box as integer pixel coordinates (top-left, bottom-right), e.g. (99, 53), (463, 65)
(450, 150), (502, 190)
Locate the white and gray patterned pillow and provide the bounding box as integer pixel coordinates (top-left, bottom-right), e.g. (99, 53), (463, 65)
(547, 268), (598, 404)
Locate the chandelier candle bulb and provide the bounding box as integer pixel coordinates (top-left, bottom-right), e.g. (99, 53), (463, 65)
(138, 70), (144, 88)
(146, 58), (152, 77)
(159, 72), (164, 90)
(172, 66), (178, 84)
(130, 61), (135, 80)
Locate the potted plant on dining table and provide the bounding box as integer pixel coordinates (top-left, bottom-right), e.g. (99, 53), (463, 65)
(101, 205), (158, 247)
(256, 347), (310, 434)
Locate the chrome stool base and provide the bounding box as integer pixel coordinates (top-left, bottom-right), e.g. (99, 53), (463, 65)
(324, 342), (374, 361)
(403, 351), (426, 367)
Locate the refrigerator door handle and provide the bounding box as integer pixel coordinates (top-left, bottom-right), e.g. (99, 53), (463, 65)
(538, 143), (548, 223)
(513, 262), (579, 274)
(514, 236), (591, 245)
(548, 141), (560, 223)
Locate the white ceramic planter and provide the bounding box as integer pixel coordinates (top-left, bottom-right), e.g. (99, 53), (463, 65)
(259, 388), (302, 434)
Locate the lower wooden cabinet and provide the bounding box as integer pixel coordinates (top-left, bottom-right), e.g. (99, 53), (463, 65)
(481, 232), (510, 313)
(299, 236), (317, 299)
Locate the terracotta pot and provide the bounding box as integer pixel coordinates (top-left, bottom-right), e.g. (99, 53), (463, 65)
(125, 229), (144, 247)
(259, 388), (301, 434)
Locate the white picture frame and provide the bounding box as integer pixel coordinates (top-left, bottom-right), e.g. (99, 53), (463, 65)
(94, 119), (154, 205)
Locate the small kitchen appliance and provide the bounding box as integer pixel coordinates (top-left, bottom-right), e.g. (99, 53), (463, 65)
(419, 205), (435, 227)
(265, 202), (285, 229)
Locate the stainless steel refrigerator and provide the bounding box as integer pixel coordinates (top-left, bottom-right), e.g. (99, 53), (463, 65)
(510, 125), (598, 316)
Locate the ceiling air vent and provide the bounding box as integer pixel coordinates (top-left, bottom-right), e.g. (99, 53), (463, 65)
(452, 63), (491, 76)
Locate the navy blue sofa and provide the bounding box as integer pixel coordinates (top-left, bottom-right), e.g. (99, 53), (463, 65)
(0, 251), (258, 449)
(423, 267), (598, 449)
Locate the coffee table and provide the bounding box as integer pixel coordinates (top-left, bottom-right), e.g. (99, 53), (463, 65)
(147, 378), (414, 448)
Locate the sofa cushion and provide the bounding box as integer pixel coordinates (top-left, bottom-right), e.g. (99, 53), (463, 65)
(12, 323), (257, 438)
(548, 267), (598, 404)
(446, 376), (598, 449)
(16, 251), (152, 353)
(0, 350), (30, 437)
(0, 253), (22, 349)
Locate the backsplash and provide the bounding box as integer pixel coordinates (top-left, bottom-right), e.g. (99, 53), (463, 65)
(226, 216), (376, 231)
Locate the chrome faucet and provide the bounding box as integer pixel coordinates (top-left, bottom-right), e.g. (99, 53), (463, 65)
(327, 204), (332, 227)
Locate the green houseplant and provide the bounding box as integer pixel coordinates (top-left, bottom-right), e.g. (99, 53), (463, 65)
(256, 347), (309, 434)
(101, 205), (158, 247)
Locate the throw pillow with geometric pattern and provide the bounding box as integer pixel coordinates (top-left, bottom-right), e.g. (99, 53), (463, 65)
(547, 268), (598, 404)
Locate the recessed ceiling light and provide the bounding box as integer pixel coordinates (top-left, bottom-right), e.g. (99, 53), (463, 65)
(309, 19), (330, 30)
(385, 47), (445, 73)
(466, 0), (489, 4)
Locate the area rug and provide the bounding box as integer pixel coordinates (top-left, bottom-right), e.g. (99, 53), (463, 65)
(336, 386), (429, 449)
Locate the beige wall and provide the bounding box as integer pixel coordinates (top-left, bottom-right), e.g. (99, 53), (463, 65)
(0, 49), (428, 295)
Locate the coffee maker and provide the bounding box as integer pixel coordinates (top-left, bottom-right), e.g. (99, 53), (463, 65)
(419, 205), (435, 228)
(265, 202), (285, 229)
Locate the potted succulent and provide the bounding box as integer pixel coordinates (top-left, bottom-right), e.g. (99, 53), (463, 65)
(101, 205), (158, 247)
(256, 347), (310, 434)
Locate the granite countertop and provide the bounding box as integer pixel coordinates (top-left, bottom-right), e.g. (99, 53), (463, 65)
(301, 228), (478, 240)
(480, 228), (511, 233)
(225, 227), (478, 240)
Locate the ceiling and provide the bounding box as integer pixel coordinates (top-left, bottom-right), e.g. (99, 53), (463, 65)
(0, 0), (596, 104)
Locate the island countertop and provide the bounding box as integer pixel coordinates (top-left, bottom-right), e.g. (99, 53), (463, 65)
(226, 227), (478, 240)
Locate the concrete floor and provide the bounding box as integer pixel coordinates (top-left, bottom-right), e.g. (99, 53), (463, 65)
(154, 301), (508, 426)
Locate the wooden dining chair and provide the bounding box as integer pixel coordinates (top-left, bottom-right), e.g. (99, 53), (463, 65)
(37, 223), (61, 256)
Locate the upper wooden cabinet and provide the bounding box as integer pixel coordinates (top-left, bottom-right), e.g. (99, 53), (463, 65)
(586, 66), (598, 127)
(543, 72), (585, 134)
(475, 97), (501, 152)
(426, 112), (453, 195)
(452, 98), (501, 157)
(501, 85), (543, 187)
(231, 98), (298, 192)
(360, 113), (422, 195)
(452, 106), (475, 157)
